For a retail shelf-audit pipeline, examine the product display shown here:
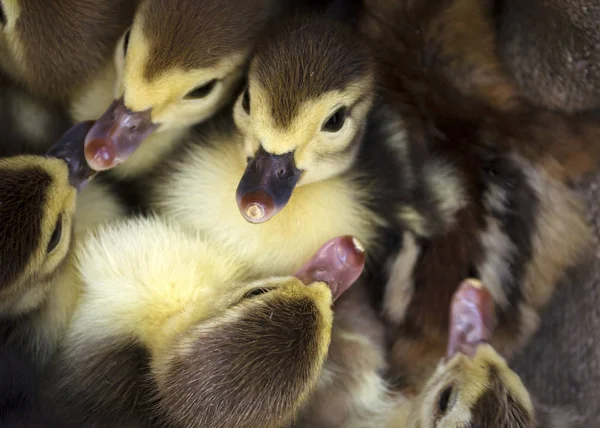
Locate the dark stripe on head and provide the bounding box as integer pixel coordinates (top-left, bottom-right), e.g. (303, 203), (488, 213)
(253, 12), (372, 128)
(159, 296), (323, 428)
(142, 0), (278, 79)
(0, 167), (51, 289)
(470, 365), (532, 428)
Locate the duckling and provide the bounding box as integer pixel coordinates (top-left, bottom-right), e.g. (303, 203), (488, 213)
(0, 0), (138, 104)
(149, 4), (401, 281)
(493, 0), (600, 111)
(0, 71), (70, 157)
(76, 0), (295, 180)
(0, 121), (126, 372)
(390, 279), (583, 428)
(35, 218), (365, 427)
(357, 0), (600, 391)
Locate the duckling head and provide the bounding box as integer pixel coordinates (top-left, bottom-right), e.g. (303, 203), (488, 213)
(232, 10), (375, 224)
(83, 0), (280, 172)
(412, 279), (535, 428)
(73, 213), (365, 427)
(0, 121), (96, 316)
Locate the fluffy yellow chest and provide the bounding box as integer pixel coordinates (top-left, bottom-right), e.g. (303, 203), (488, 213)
(155, 134), (382, 277)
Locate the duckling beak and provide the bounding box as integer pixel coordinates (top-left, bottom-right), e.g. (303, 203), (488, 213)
(446, 279), (496, 359)
(83, 98), (158, 171)
(294, 235), (366, 301)
(236, 147), (302, 223)
(46, 121), (97, 190)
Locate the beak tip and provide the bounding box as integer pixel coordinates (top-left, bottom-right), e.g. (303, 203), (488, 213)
(84, 138), (117, 171)
(237, 189), (277, 224)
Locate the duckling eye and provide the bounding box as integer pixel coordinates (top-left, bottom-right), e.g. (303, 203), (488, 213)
(0, 3), (6, 26)
(47, 215), (63, 253)
(437, 385), (454, 414)
(322, 107), (348, 132)
(185, 79), (218, 99)
(243, 287), (274, 299)
(123, 28), (131, 55)
(242, 87), (250, 114)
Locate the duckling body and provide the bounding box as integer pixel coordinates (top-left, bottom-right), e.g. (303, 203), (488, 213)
(37, 217), (361, 427)
(359, 0), (599, 391)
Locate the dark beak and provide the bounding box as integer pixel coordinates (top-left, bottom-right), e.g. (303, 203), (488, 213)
(46, 121), (97, 190)
(446, 279), (496, 359)
(83, 98), (158, 171)
(294, 235), (366, 301)
(236, 147), (302, 224)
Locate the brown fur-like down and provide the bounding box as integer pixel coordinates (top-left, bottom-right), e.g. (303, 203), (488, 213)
(158, 295), (323, 428)
(142, 0), (281, 79)
(0, 0), (139, 102)
(359, 0), (595, 391)
(494, 0), (600, 111)
(252, 10), (373, 128)
(362, 0), (600, 182)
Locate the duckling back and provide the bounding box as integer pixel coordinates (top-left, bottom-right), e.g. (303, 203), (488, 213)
(0, 0), (139, 103)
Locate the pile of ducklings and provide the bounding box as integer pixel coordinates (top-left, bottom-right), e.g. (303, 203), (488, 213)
(0, 0), (595, 426)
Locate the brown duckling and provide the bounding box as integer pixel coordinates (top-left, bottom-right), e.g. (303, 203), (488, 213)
(360, 0), (600, 391)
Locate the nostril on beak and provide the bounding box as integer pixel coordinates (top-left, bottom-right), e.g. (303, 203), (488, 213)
(277, 168), (286, 178)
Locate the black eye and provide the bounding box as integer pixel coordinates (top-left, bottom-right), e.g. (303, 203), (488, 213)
(243, 287), (274, 299)
(322, 107), (348, 132)
(185, 79), (217, 99)
(0, 2), (6, 26)
(47, 215), (63, 253)
(438, 385), (454, 414)
(242, 87), (250, 114)
(123, 28), (131, 55)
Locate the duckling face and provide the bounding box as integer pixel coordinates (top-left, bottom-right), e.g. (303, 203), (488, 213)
(413, 279), (534, 428)
(0, 122), (96, 316)
(415, 345), (534, 428)
(83, 0), (279, 172)
(233, 14), (374, 224)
